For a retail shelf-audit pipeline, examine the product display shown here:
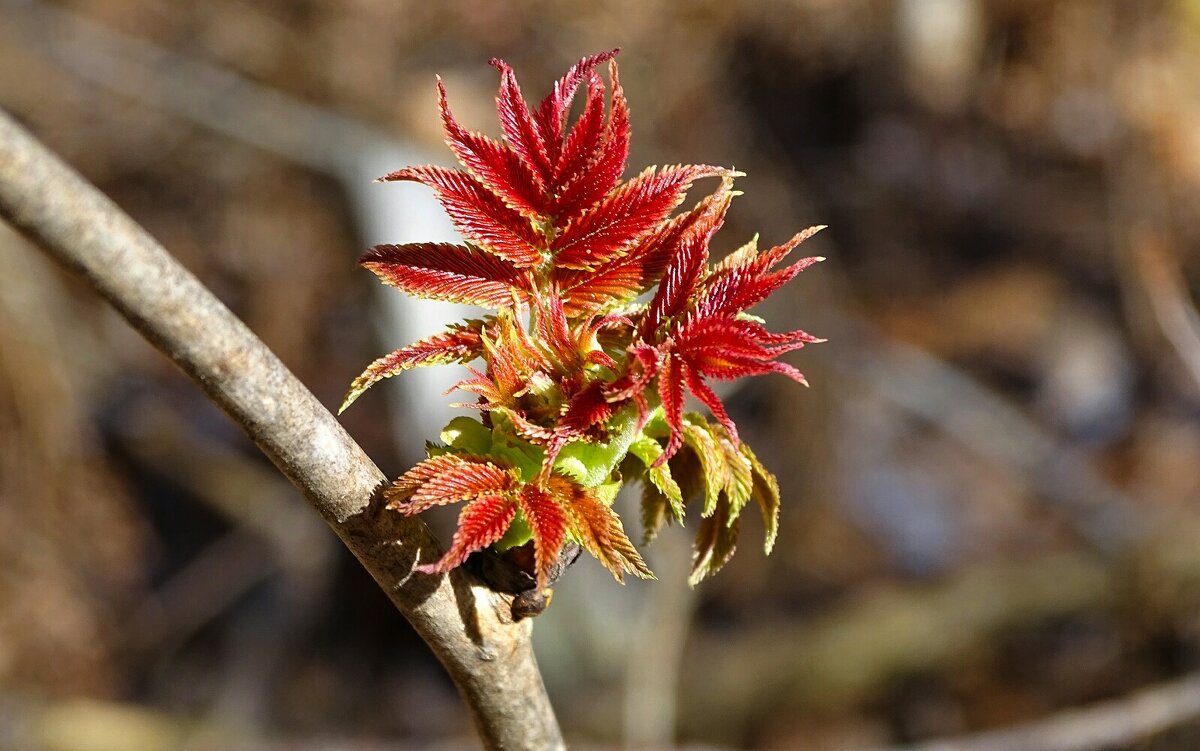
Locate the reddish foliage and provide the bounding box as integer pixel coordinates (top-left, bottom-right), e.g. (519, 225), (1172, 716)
(345, 51), (822, 599)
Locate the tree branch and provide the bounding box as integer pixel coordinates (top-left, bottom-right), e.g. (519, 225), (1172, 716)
(0, 108), (563, 751)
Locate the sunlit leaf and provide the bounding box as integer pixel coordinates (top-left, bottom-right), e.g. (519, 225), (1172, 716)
(552, 165), (726, 270)
(742, 441), (781, 554)
(436, 77), (545, 217)
(418, 494), (517, 574)
(439, 415), (494, 455)
(535, 49), (619, 154)
(549, 59), (630, 222)
(340, 320), (486, 413)
(518, 484), (570, 589)
(641, 177), (736, 336)
(681, 417), (729, 518)
(387, 453), (511, 513)
(551, 475), (653, 581)
(628, 436), (684, 520)
(491, 58), (554, 182)
(689, 496), (739, 586)
(713, 424), (753, 522)
(380, 166), (544, 267)
(363, 243), (527, 307)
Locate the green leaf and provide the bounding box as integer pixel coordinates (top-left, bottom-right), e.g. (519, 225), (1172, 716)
(440, 416), (493, 455)
(489, 411), (546, 482)
(682, 415), (728, 518)
(640, 406), (669, 439)
(714, 427), (753, 525)
(742, 441), (781, 554)
(640, 482), (671, 546)
(689, 496), (740, 586)
(494, 508), (533, 551)
(553, 405), (642, 487)
(592, 479), (623, 506)
(628, 436), (684, 521)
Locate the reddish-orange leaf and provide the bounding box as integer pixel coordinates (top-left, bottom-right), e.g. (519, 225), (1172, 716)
(656, 354), (686, 466)
(363, 243), (528, 307)
(518, 484), (570, 589)
(548, 61), (631, 223)
(553, 165), (726, 270)
(534, 293), (578, 369)
(693, 227), (825, 319)
(380, 166), (543, 267)
(387, 453), (503, 512)
(558, 182), (735, 315)
(417, 494), (517, 574)
(491, 58), (554, 183)
(340, 320), (486, 413)
(641, 180), (735, 336)
(534, 49), (619, 157)
(409, 460), (518, 512)
(683, 365), (738, 443)
(436, 78), (545, 217)
(695, 355), (809, 384)
(446, 364), (506, 408)
(562, 381), (614, 430)
(552, 70), (606, 186)
(553, 476), (652, 581)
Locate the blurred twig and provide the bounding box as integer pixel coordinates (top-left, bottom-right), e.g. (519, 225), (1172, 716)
(680, 510), (1200, 739)
(872, 672), (1200, 751)
(823, 313), (1143, 554)
(1129, 225), (1200, 394)
(0, 110), (561, 750)
(0, 0), (387, 172)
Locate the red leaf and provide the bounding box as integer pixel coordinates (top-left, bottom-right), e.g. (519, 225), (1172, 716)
(534, 49), (619, 157)
(656, 354), (686, 466)
(446, 367), (503, 407)
(548, 60), (631, 222)
(693, 227), (825, 319)
(534, 293), (578, 369)
(490, 58), (554, 182)
(553, 165), (726, 270)
(418, 494), (517, 574)
(436, 78), (545, 216)
(680, 318), (820, 359)
(518, 484), (570, 589)
(640, 178), (735, 336)
(559, 381), (616, 435)
(552, 476), (653, 581)
(380, 166), (544, 267)
(552, 70), (606, 187)
(693, 354), (809, 384)
(409, 460), (518, 512)
(341, 320), (486, 413)
(683, 364), (739, 443)
(363, 243), (528, 307)
(387, 453), (507, 512)
(557, 184), (732, 315)
(674, 317), (813, 385)
(676, 318), (778, 359)
(481, 312), (553, 404)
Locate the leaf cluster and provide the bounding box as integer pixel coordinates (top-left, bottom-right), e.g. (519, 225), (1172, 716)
(343, 51), (822, 598)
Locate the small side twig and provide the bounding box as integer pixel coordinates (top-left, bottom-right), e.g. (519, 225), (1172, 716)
(0, 109), (562, 751)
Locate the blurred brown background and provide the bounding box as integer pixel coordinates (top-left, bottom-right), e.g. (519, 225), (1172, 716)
(4, 0), (1200, 749)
